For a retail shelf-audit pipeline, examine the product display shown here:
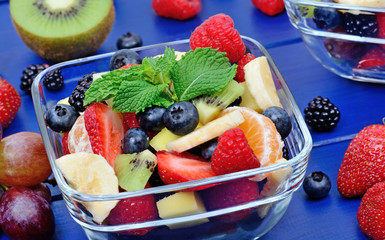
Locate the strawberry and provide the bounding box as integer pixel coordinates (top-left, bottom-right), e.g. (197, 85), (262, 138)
(61, 131), (70, 155)
(123, 112), (140, 132)
(357, 181), (385, 240)
(156, 151), (217, 190)
(357, 46), (385, 69)
(84, 102), (125, 167)
(201, 178), (259, 223)
(106, 194), (158, 235)
(251, 0), (285, 16)
(211, 128), (261, 175)
(337, 124), (385, 198)
(0, 77), (21, 128)
(152, 0), (202, 20)
(119, 63), (138, 70)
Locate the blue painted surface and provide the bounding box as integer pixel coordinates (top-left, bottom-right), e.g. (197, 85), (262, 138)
(0, 0), (377, 239)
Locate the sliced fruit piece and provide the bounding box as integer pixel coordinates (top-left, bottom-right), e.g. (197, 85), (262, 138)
(240, 82), (263, 113)
(84, 102), (125, 167)
(150, 127), (180, 151)
(219, 107), (283, 167)
(67, 115), (93, 154)
(55, 152), (119, 224)
(57, 97), (70, 105)
(166, 110), (245, 152)
(157, 151), (216, 190)
(256, 158), (293, 218)
(10, 0), (115, 62)
(243, 56), (282, 112)
(156, 191), (209, 229)
(114, 150), (157, 192)
(192, 80), (244, 124)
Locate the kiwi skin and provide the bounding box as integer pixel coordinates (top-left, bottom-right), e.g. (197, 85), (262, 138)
(11, 1), (115, 63)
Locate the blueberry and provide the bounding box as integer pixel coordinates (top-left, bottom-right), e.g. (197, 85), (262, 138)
(122, 128), (149, 154)
(109, 49), (142, 71)
(228, 96), (242, 107)
(163, 101), (199, 136)
(313, 1), (342, 29)
(136, 106), (166, 132)
(263, 106), (292, 139)
(45, 104), (79, 132)
(303, 171), (331, 199)
(200, 139), (218, 160)
(117, 32), (143, 50)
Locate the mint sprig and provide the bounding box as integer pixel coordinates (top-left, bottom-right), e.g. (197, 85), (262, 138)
(84, 47), (237, 113)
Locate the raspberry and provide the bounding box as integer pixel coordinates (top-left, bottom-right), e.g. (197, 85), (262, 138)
(234, 53), (256, 83)
(251, 0), (285, 16)
(152, 0), (201, 20)
(211, 128), (261, 175)
(20, 63), (50, 93)
(201, 178), (259, 223)
(43, 69), (64, 91)
(190, 14), (246, 63)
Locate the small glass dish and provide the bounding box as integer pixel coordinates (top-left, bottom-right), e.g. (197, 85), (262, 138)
(284, 0), (385, 84)
(31, 36), (312, 240)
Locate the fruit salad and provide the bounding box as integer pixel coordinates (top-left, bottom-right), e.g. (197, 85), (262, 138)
(37, 14), (309, 238)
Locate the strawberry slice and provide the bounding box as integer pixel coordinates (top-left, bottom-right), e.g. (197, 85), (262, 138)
(61, 131), (70, 155)
(84, 102), (125, 167)
(123, 112), (140, 133)
(157, 151), (217, 190)
(358, 46), (385, 69)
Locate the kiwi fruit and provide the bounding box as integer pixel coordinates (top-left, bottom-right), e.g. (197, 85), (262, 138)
(114, 150), (157, 192)
(192, 80), (245, 124)
(10, 0), (115, 63)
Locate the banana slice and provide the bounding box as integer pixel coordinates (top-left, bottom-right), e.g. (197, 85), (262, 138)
(243, 56), (282, 112)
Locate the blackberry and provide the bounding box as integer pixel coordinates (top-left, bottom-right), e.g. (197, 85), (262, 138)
(68, 73), (95, 112)
(304, 96), (340, 132)
(282, 146), (290, 160)
(342, 13), (378, 37)
(20, 63), (50, 93)
(43, 69), (64, 91)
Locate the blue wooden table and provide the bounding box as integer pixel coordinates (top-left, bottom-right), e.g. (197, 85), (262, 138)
(1, 0), (384, 239)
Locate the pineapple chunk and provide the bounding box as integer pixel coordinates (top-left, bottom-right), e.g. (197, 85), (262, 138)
(156, 191), (209, 229)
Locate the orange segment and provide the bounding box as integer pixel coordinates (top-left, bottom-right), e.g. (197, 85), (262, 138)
(67, 115), (93, 154)
(219, 106), (283, 167)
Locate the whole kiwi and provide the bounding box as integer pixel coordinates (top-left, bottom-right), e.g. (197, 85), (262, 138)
(10, 0), (115, 63)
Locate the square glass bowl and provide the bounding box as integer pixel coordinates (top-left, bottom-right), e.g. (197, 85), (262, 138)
(31, 36), (312, 240)
(284, 0), (385, 84)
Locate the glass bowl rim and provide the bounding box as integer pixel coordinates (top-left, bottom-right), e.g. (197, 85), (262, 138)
(31, 36), (313, 202)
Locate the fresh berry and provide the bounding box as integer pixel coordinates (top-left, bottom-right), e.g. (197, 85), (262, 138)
(263, 106), (292, 139)
(251, 0), (285, 16)
(201, 178), (259, 223)
(123, 112), (140, 132)
(152, 0), (202, 20)
(68, 73), (95, 112)
(45, 104), (79, 132)
(20, 63), (50, 93)
(109, 49), (142, 71)
(323, 35), (367, 61)
(303, 171), (331, 199)
(282, 145), (289, 160)
(313, 0), (342, 29)
(342, 12), (378, 37)
(378, 13), (385, 48)
(190, 13), (245, 63)
(43, 69), (64, 91)
(228, 96), (242, 107)
(235, 53), (256, 83)
(119, 63), (139, 70)
(156, 151), (216, 189)
(122, 127), (149, 154)
(83, 102), (125, 167)
(148, 166), (165, 188)
(357, 181), (385, 240)
(162, 101), (199, 136)
(200, 139), (218, 161)
(0, 122), (2, 141)
(304, 96), (340, 132)
(357, 46), (385, 68)
(136, 106), (166, 132)
(106, 194), (158, 235)
(116, 32), (143, 50)
(337, 124), (385, 198)
(211, 128), (261, 175)
(61, 131), (70, 155)
(0, 77), (21, 128)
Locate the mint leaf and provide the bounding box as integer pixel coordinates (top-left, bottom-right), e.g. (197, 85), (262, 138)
(141, 47), (176, 85)
(112, 80), (174, 113)
(171, 48), (237, 101)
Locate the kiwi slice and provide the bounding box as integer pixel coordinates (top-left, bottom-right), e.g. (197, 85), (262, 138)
(10, 0), (115, 62)
(114, 150), (157, 192)
(192, 80), (245, 124)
